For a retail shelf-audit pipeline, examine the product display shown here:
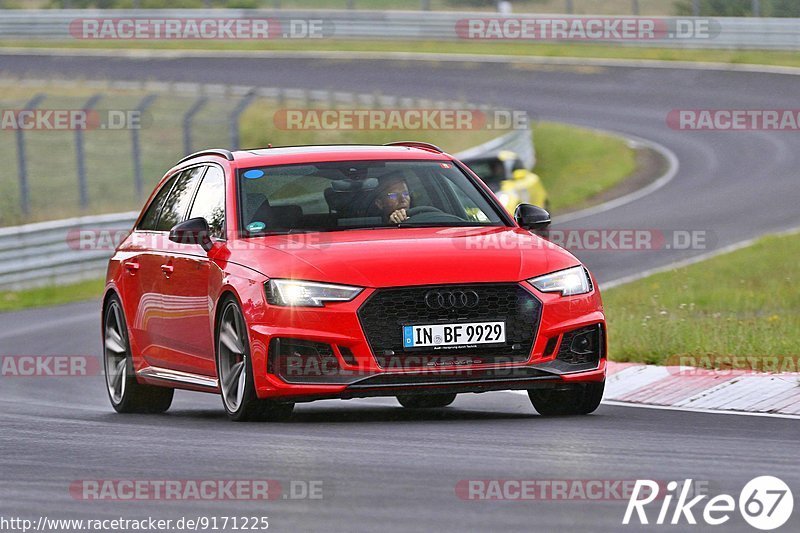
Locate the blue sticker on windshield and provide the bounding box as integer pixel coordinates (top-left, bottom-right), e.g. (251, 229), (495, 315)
(243, 169), (264, 179)
(246, 221), (266, 233)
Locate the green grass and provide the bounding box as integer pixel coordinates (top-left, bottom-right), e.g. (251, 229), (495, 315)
(238, 100), (496, 152)
(0, 83), (233, 225)
(0, 277), (104, 312)
(533, 121), (636, 212)
(4, 39), (800, 69)
(604, 232), (800, 366)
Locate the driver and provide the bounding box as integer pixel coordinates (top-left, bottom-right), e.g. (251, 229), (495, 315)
(373, 175), (411, 224)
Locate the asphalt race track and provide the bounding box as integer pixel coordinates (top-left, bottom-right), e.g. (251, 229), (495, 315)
(1, 52), (798, 532)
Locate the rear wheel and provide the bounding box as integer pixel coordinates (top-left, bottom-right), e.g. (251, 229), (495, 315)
(528, 381), (604, 416)
(396, 393), (457, 409)
(216, 297), (294, 422)
(103, 296), (173, 413)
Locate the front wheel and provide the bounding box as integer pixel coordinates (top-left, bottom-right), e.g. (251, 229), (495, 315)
(528, 381), (604, 416)
(216, 297), (294, 422)
(103, 296), (174, 413)
(396, 393), (457, 409)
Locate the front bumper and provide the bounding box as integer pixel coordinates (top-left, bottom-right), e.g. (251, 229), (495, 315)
(247, 282), (606, 401)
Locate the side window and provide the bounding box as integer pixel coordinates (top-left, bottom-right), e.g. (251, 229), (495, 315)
(188, 166), (226, 239)
(155, 166), (206, 232)
(138, 174), (178, 231)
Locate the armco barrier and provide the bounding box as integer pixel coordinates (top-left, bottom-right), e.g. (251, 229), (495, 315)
(0, 10), (797, 50)
(0, 211), (138, 290)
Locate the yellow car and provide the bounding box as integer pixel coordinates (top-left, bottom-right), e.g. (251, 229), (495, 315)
(463, 151), (549, 214)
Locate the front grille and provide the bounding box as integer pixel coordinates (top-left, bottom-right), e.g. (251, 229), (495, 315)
(357, 283), (542, 368)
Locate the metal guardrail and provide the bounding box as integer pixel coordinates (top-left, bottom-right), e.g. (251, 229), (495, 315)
(0, 107), (535, 291)
(0, 10), (798, 49)
(0, 211), (138, 290)
(457, 128), (534, 170)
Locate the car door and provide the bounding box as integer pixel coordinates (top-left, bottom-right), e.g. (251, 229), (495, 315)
(118, 172), (180, 367)
(158, 165), (227, 376)
(144, 166), (206, 373)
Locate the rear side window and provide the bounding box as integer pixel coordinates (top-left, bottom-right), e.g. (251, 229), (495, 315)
(188, 166), (226, 239)
(138, 174), (178, 231)
(155, 166), (206, 232)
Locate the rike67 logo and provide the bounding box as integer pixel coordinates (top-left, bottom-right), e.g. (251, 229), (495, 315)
(624, 477), (794, 530)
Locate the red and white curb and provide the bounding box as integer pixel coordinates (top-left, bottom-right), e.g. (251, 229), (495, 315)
(604, 361), (800, 417)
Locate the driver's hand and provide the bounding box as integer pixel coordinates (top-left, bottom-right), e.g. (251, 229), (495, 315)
(389, 208), (408, 224)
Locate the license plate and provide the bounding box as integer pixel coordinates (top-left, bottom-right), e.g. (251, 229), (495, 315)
(402, 321), (506, 350)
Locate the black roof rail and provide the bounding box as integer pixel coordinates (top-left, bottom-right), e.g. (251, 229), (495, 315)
(177, 149), (235, 165)
(383, 141), (443, 153)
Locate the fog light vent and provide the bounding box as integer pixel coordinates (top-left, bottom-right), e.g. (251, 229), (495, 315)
(269, 338), (355, 384)
(338, 346), (358, 366)
(556, 325), (603, 365)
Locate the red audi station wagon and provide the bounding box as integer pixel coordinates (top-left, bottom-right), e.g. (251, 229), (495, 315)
(103, 143), (606, 421)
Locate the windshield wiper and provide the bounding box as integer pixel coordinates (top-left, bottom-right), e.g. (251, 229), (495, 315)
(394, 222), (495, 228)
(248, 229), (318, 236)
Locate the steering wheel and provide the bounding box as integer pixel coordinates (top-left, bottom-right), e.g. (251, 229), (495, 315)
(405, 206), (465, 224)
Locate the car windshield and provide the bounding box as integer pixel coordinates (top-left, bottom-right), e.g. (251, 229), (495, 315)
(237, 159), (506, 235)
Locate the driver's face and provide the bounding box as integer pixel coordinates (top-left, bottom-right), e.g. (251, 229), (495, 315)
(377, 181), (410, 214)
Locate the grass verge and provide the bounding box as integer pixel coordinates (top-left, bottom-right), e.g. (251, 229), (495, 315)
(533, 121), (636, 213)
(3, 39), (800, 69)
(604, 232), (800, 366)
(0, 278), (104, 313)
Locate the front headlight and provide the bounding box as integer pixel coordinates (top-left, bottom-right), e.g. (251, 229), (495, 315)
(529, 266), (592, 296)
(266, 279), (363, 307)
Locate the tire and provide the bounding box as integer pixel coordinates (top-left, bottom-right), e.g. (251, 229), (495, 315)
(528, 381), (604, 416)
(396, 393), (457, 409)
(216, 296), (294, 422)
(103, 295), (174, 414)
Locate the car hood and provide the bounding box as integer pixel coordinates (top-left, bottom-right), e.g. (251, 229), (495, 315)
(232, 226), (580, 288)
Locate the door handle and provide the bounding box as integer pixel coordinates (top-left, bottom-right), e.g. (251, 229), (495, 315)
(123, 261), (140, 273)
(161, 264), (174, 276)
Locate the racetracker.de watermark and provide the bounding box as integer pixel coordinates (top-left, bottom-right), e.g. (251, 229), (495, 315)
(273, 109), (529, 131)
(0, 109), (148, 131)
(665, 355), (800, 376)
(456, 479), (709, 501)
(69, 18), (332, 40)
(667, 109), (800, 131)
(0, 355), (101, 377)
(69, 479), (324, 501)
(67, 228), (714, 253)
(460, 229), (713, 252)
(456, 17), (719, 41)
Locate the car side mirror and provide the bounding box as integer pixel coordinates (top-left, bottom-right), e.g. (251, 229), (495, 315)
(514, 204), (551, 231)
(169, 217), (213, 252)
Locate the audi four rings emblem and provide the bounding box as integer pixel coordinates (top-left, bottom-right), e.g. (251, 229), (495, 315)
(425, 290), (480, 310)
